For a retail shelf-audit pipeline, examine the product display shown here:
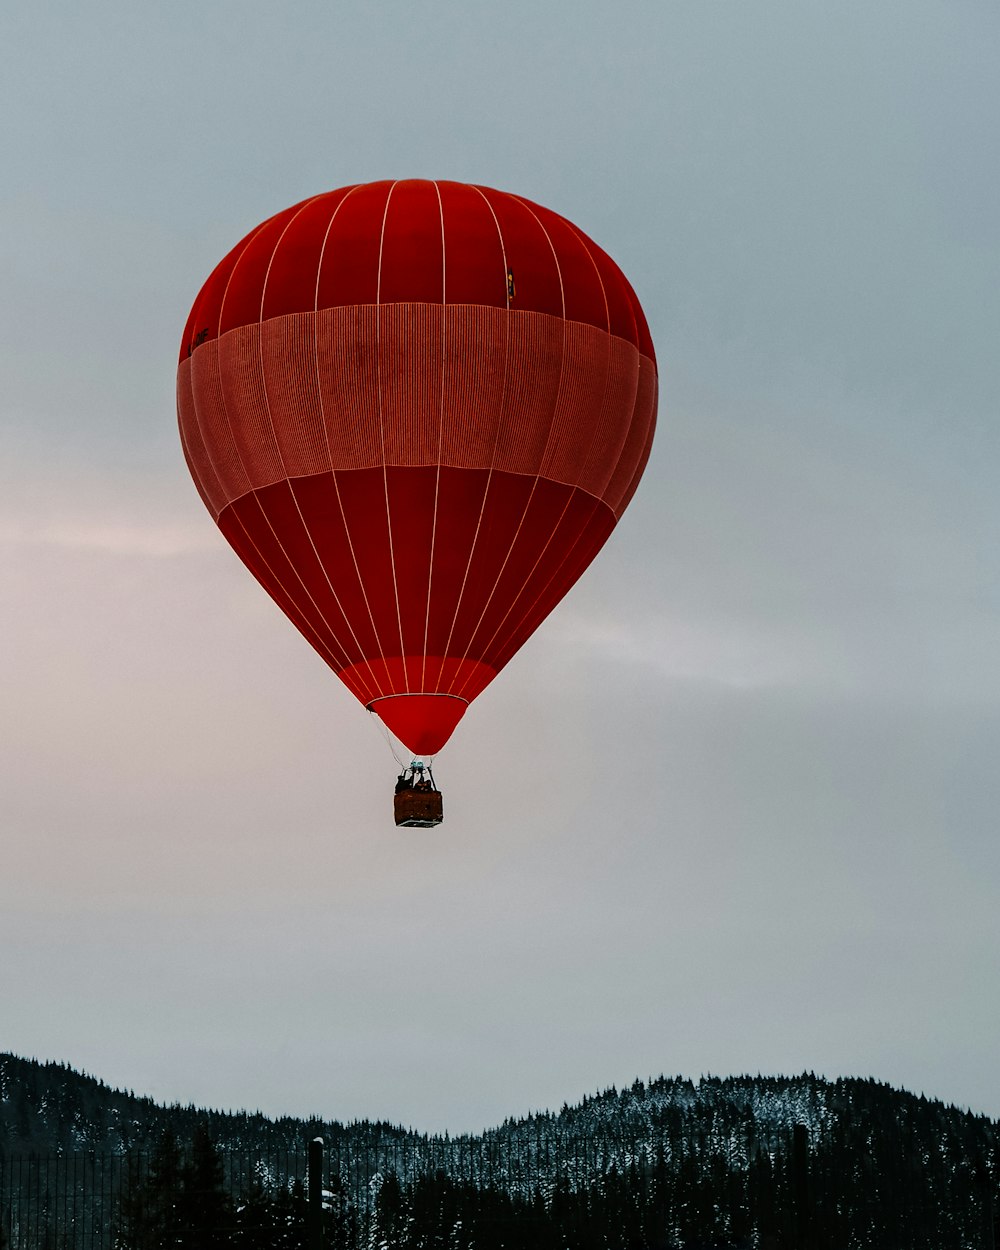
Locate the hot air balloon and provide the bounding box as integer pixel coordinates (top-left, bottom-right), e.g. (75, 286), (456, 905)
(177, 180), (657, 825)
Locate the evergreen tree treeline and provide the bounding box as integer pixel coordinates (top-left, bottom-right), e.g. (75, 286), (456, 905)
(1, 1055), (997, 1248)
(116, 1125), (339, 1250)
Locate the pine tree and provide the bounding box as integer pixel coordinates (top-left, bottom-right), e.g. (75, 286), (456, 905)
(176, 1123), (235, 1248)
(116, 1152), (151, 1250)
(114, 1129), (184, 1249)
(371, 1171), (405, 1249)
(323, 1172), (356, 1250)
(234, 1175), (280, 1250)
(270, 1177), (308, 1250)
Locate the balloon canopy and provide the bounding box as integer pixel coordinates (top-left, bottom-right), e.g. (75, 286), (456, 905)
(177, 180), (657, 756)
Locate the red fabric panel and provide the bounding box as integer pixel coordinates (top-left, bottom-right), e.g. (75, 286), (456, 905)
(440, 469), (537, 661)
(562, 227), (639, 354)
(216, 328), (285, 488)
(218, 492), (378, 701)
(183, 309), (650, 518)
(578, 334), (641, 501)
(180, 180), (656, 365)
(490, 312), (564, 477)
(378, 180), (444, 305)
(176, 360), (225, 516)
(379, 305), (445, 465)
(604, 354), (658, 515)
(233, 481), (366, 665)
(181, 233), (251, 361)
(187, 339), (253, 506)
(329, 467), (401, 661)
(439, 181), (508, 308)
(539, 322), (612, 485)
(419, 466), (493, 660)
(487, 504), (616, 677)
(384, 466), (437, 667)
(456, 480), (577, 672)
(340, 657), (495, 703)
(617, 359), (659, 514)
(219, 468), (614, 688)
(467, 491), (606, 673)
(370, 693), (468, 756)
(219, 503), (364, 688)
(218, 208), (294, 337)
(282, 472), (382, 660)
(473, 187), (564, 320)
(315, 181), (392, 311)
(261, 190), (352, 322)
(550, 221), (655, 362)
(437, 304), (509, 468)
(619, 270), (655, 364)
(315, 305), (382, 470)
(260, 315), (328, 479)
(518, 199), (609, 333)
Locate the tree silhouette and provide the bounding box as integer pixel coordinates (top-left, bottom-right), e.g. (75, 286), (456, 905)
(176, 1123), (234, 1247)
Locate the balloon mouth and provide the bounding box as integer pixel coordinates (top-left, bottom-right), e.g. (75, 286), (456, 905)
(368, 693), (469, 756)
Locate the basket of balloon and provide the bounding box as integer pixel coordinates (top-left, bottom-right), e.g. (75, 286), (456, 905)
(394, 785), (443, 828)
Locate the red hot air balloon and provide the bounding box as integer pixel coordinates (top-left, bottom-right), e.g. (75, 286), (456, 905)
(177, 180), (657, 819)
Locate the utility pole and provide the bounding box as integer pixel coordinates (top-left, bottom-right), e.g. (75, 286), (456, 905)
(308, 1136), (324, 1250)
(793, 1124), (810, 1250)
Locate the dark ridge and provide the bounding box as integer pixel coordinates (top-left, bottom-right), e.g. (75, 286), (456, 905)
(2, 1054), (998, 1247)
(0, 1051), (994, 1156)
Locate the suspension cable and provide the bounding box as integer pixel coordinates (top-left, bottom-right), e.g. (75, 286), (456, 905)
(368, 707), (407, 770)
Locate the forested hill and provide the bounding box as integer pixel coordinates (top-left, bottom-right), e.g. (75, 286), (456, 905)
(4, 1055), (1000, 1246)
(0, 1053), (328, 1155)
(1, 1052), (995, 1166)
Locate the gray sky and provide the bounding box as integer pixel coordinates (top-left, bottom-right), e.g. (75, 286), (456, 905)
(2, 0), (999, 1134)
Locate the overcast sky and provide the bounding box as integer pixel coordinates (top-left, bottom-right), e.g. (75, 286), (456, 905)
(3, 0), (999, 1135)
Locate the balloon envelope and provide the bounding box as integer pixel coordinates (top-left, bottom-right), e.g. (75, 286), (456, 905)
(177, 180), (657, 755)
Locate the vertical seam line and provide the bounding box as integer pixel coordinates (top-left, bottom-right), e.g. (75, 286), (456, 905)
(421, 180), (447, 691)
(376, 180), (409, 690)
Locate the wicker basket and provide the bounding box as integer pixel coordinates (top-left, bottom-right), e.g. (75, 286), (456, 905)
(394, 788), (444, 828)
